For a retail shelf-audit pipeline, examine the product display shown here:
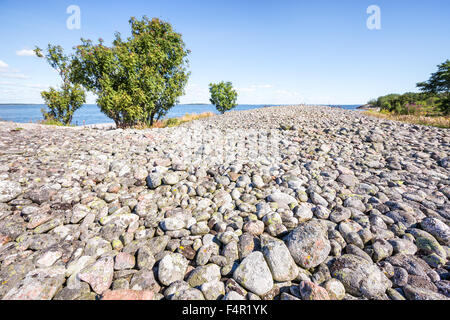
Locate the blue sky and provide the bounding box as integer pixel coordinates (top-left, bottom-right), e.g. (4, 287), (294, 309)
(0, 0), (449, 104)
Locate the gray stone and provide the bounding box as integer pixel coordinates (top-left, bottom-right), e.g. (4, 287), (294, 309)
(286, 219), (331, 268)
(267, 192), (297, 209)
(330, 254), (392, 299)
(262, 238), (298, 282)
(299, 280), (330, 300)
(223, 291), (246, 300)
(293, 203), (314, 222)
(78, 256), (114, 294)
(146, 173), (161, 189)
(157, 253), (189, 286)
(323, 278), (346, 300)
(187, 264), (221, 287)
(420, 217), (450, 245)
(233, 251), (274, 296)
(162, 173), (179, 185)
(3, 266), (65, 300)
(403, 285), (449, 300)
(200, 280), (225, 300)
(0, 180), (22, 203)
(337, 174), (359, 188)
(171, 288), (205, 300)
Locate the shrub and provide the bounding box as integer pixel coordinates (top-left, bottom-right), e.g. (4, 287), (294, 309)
(209, 81), (238, 114)
(35, 45), (86, 125)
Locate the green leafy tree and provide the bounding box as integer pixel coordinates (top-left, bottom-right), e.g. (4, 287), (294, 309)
(129, 17), (190, 124)
(209, 81), (238, 114)
(71, 16), (190, 128)
(71, 38), (145, 128)
(35, 45), (86, 125)
(417, 59), (450, 115)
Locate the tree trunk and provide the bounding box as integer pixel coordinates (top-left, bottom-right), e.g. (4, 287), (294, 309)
(149, 111), (156, 126)
(114, 118), (120, 129)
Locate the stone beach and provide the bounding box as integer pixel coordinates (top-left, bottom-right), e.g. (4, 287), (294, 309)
(0, 104), (449, 300)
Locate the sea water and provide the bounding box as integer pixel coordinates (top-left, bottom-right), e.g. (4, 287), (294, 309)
(0, 104), (361, 126)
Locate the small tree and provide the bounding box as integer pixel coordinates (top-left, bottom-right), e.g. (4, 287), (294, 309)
(209, 81), (238, 114)
(35, 45), (85, 125)
(417, 59), (450, 115)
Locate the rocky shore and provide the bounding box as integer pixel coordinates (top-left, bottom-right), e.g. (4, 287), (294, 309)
(0, 105), (449, 300)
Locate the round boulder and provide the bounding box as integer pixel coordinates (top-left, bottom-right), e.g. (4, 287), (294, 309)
(286, 219), (331, 269)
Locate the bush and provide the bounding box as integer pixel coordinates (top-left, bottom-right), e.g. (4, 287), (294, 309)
(371, 92), (442, 115)
(209, 81), (238, 114)
(439, 96), (450, 115)
(38, 115), (65, 126)
(165, 118), (181, 127)
(35, 45), (86, 125)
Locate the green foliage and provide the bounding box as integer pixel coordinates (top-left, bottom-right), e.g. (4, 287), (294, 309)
(370, 92), (442, 115)
(35, 45), (86, 125)
(417, 59), (450, 115)
(165, 117), (181, 127)
(368, 59), (449, 116)
(38, 116), (65, 126)
(71, 16), (190, 128)
(417, 60), (450, 94)
(439, 96), (450, 115)
(209, 81), (238, 114)
(40, 85), (85, 124)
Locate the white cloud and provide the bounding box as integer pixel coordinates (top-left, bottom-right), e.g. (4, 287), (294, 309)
(0, 72), (30, 79)
(250, 84), (273, 89)
(236, 87), (256, 93)
(16, 49), (35, 57)
(236, 84), (273, 93)
(0, 81), (48, 89)
(179, 83), (210, 104)
(0, 81), (49, 104)
(0, 61), (30, 80)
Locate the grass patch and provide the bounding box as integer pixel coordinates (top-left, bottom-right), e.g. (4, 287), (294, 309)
(34, 112), (214, 129)
(363, 110), (450, 129)
(148, 112), (214, 129)
(38, 118), (65, 126)
(38, 118), (77, 127)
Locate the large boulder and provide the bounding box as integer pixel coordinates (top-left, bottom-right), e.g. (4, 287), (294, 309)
(101, 289), (154, 300)
(266, 192), (297, 209)
(262, 238), (298, 282)
(0, 180), (22, 203)
(330, 254), (391, 299)
(2, 266), (65, 300)
(157, 253), (189, 286)
(403, 285), (449, 300)
(78, 256), (114, 294)
(286, 219), (331, 268)
(299, 280), (330, 300)
(420, 217), (450, 246)
(187, 264), (221, 288)
(233, 251), (273, 296)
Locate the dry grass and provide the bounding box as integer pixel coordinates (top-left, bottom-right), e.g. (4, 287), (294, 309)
(363, 110), (450, 129)
(134, 112), (215, 129)
(179, 112), (214, 122)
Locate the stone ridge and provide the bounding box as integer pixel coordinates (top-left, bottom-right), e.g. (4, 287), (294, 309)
(0, 105), (449, 300)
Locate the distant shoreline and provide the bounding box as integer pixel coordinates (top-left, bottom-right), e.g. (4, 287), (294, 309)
(0, 103), (42, 106)
(0, 103), (364, 126)
(0, 103), (365, 106)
